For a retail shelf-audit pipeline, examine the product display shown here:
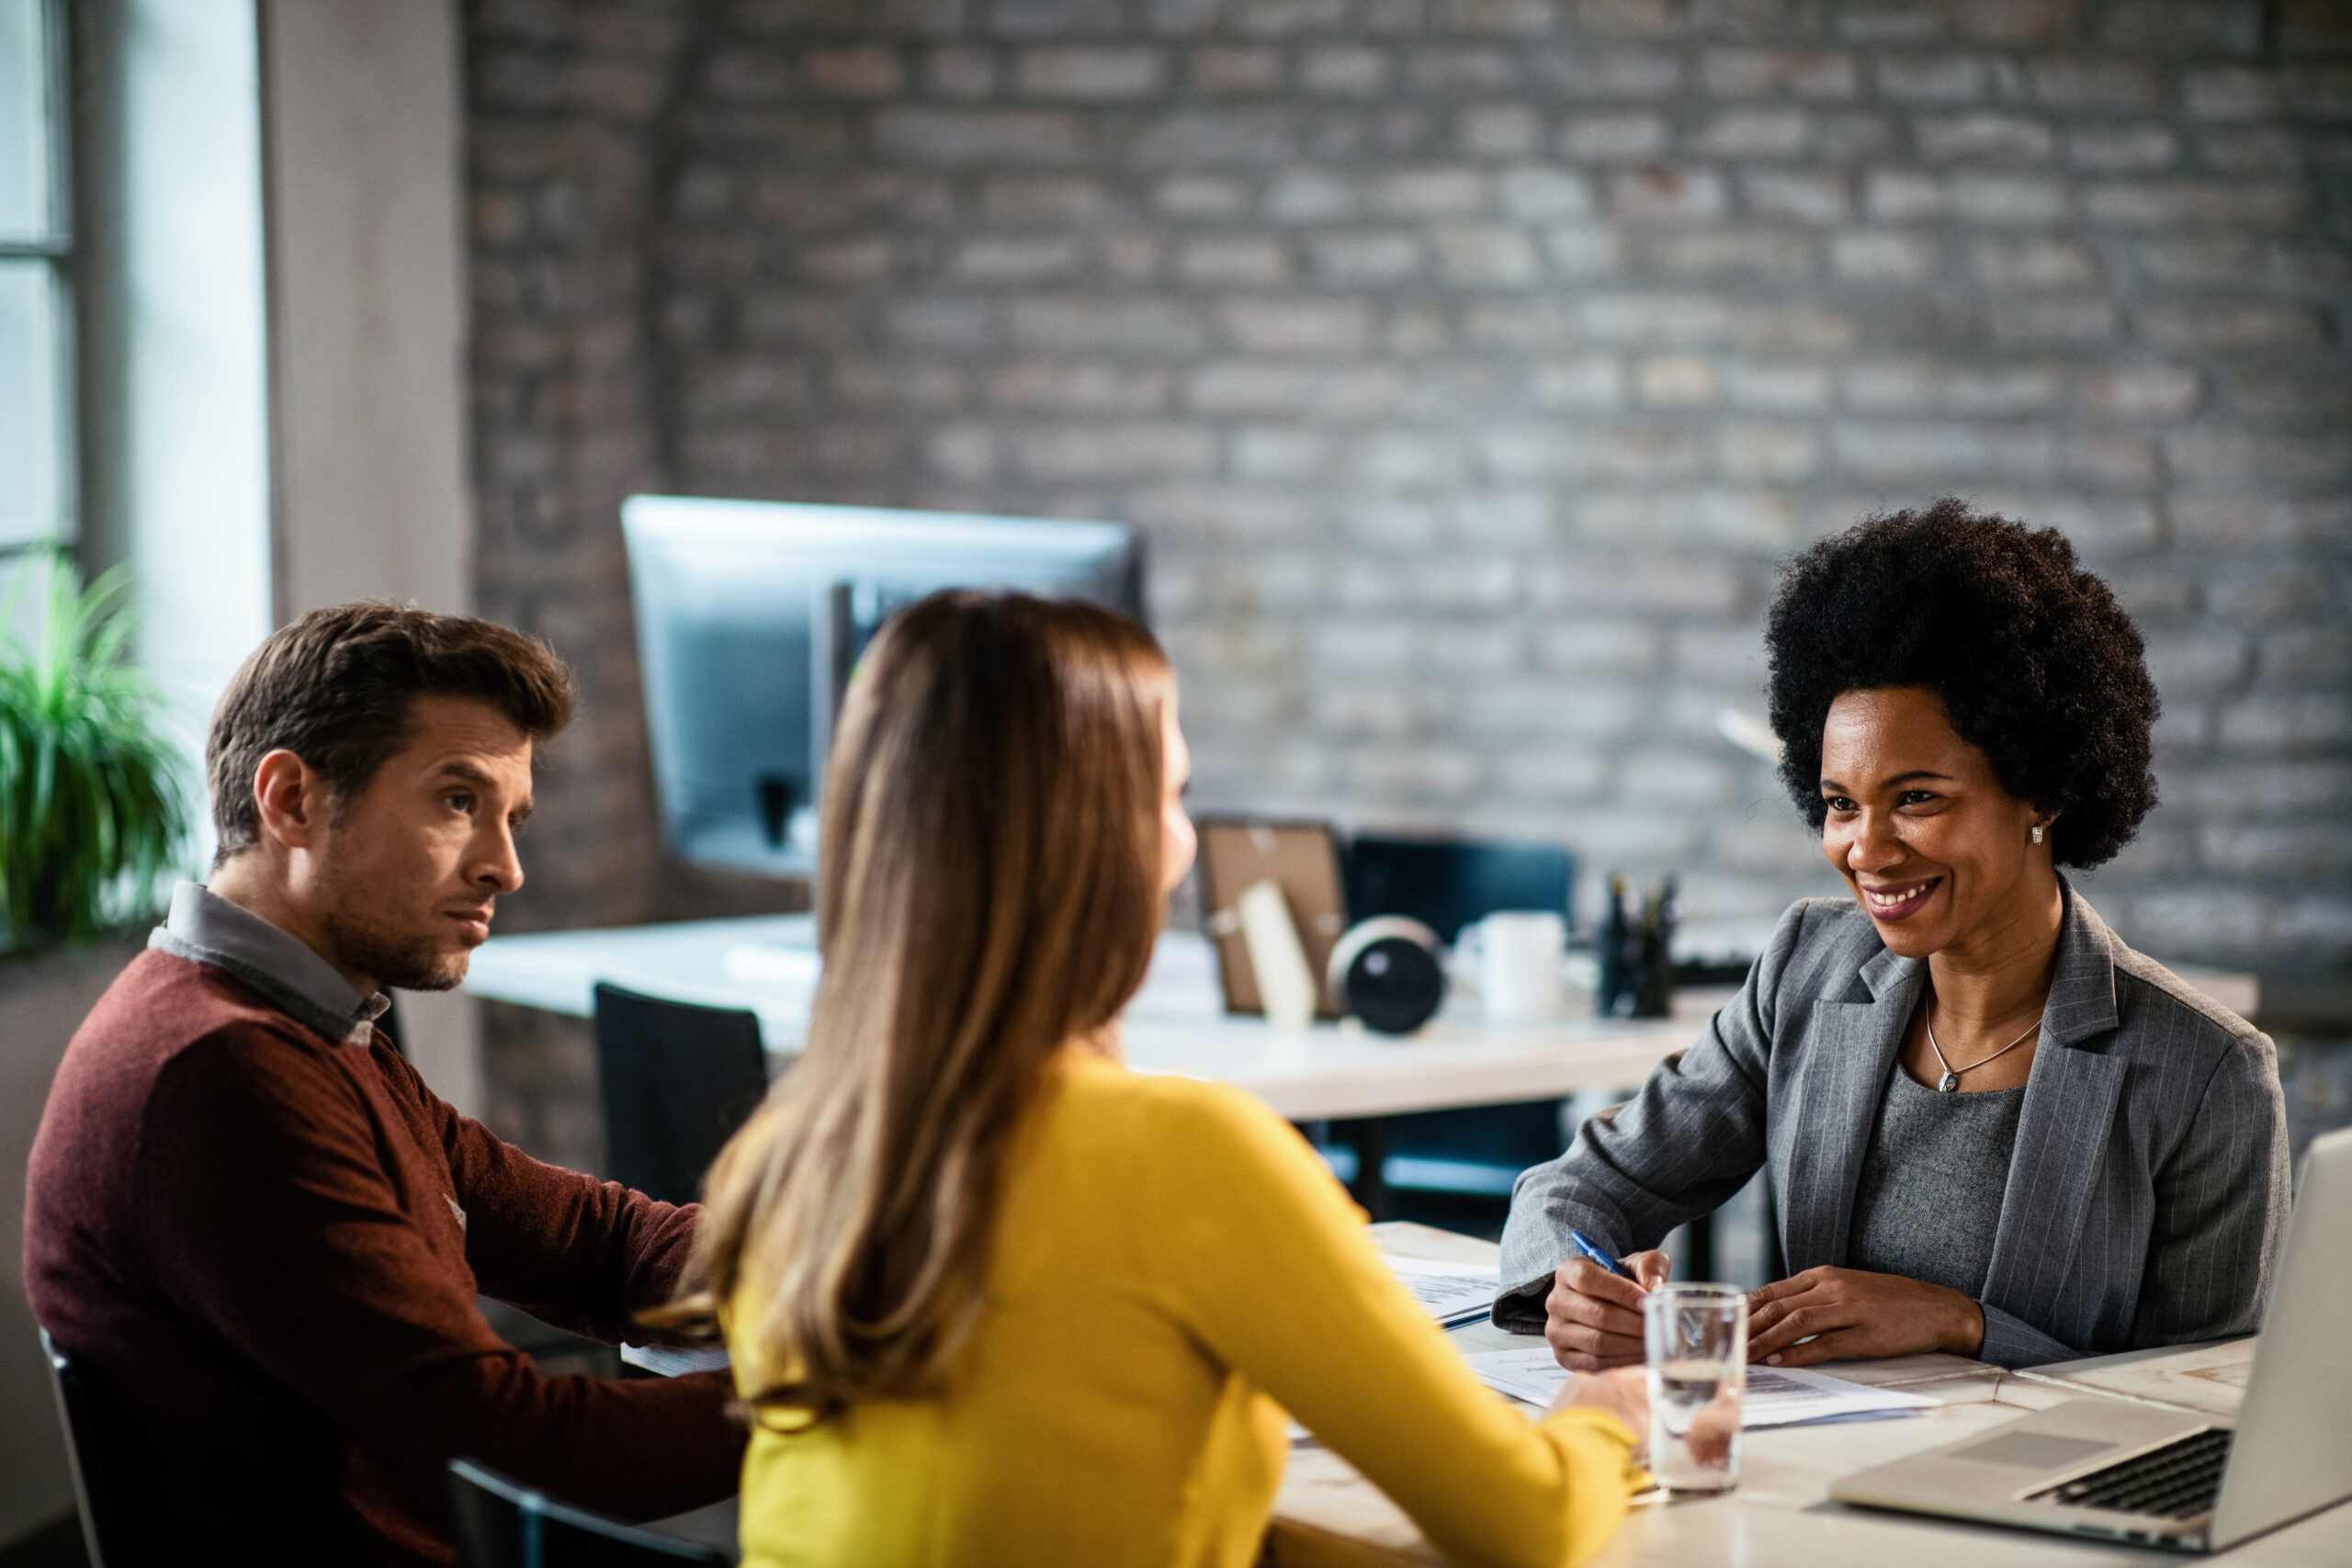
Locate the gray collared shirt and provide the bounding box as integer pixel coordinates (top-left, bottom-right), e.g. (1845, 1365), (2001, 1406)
(150, 881), (390, 1047)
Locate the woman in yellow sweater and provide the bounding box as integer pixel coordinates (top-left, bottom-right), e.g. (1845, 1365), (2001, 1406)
(677, 591), (1647, 1568)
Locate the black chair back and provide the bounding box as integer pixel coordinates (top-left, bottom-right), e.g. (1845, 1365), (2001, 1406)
(40, 1328), (140, 1568)
(447, 1459), (733, 1567)
(591, 984), (769, 1205)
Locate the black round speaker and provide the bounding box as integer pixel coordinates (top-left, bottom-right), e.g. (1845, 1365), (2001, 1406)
(1326, 917), (1446, 1036)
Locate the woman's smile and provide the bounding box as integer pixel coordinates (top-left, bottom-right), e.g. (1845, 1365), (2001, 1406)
(1859, 876), (1942, 922)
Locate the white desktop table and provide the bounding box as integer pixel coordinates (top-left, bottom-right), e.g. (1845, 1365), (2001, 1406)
(1268, 1224), (2351, 1568)
(461, 915), (1728, 1123)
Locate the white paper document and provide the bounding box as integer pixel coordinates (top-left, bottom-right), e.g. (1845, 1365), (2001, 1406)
(1462, 1348), (1939, 1427)
(1382, 1255), (1502, 1327)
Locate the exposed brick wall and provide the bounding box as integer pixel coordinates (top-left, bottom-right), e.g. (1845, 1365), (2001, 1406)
(465, 0), (2352, 1093)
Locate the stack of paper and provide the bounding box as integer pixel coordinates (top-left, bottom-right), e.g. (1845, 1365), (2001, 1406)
(1463, 1348), (1939, 1427)
(1383, 1255), (1502, 1328)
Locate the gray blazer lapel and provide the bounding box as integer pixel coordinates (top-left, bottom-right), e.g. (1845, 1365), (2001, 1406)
(1983, 882), (2126, 1338)
(1775, 946), (1920, 1272)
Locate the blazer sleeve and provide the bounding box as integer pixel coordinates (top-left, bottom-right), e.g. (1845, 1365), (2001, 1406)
(2129, 1026), (2292, 1348)
(1140, 1079), (1645, 1568)
(1491, 901), (1811, 1330)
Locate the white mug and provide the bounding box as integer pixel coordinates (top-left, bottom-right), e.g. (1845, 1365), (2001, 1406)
(1469, 910), (1567, 1023)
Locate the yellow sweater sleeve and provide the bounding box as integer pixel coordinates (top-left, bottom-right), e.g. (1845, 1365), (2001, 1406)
(1130, 1075), (1644, 1568)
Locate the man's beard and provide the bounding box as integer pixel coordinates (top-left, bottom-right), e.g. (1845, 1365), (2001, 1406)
(315, 846), (471, 993)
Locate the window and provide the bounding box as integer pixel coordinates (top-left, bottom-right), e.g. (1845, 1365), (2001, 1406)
(1, 0), (72, 555)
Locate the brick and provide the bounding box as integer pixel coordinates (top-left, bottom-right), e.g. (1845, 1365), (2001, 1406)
(1302, 45), (1391, 94)
(1131, 108), (1298, 165)
(1019, 46), (1167, 97)
(1542, 225), (1622, 276)
(1831, 229), (1941, 280)
(1644, 230), (1816, 279)
(1459, 104), (1544, 157)
(1176, 236), (1291, 284)
(2169, 429), (2352, 488)
(1918, 112), (2055, 164)
(1431, 225), (1543, 285)
(1498, 166), (1596, 219)
(1947, 174), (2069, 225)
(1703, 49), (1860, 99)
(2223, 369), (2352, 425)
(1718, 423), (1820, 480)
(1529, 355), (1625, 410)
(1562, 113), (1669, 160)
(1830, 420), (2056, 479)
(1693, 109), (1811, 159)
(1873, 54), (1987, 105)
(1222, 298), (1373, 353)
(2084, 182), (2307, 229)
(2183, 67), (2279, 120)
(984, 361), (1175, 414)
(2032, 58), (2159, 111)
(982, 175), (1114, 224)
(2078, 366), (2202, 422)
(1971, 236), (2099, 288)
(1725, 361), (1832, 411)
(2098, 1), (2267, 54)
(1230, 427), (1330, 479)
(874, 107), (1087, 164)
(926, 46), (995, 96)
(1743, 170), (1849, 223)
(2199, 128), (2301, 175)
(1634, 354), (1717, 407)
(1609, 165), (1729, 221)
(2132, 301), (2328, 352)
(1534, 46), (1683, 97)
(951, 235), (1086, 280)
(1011, 423), (1218, 479)
(1191, 46), (1282, 92)
(1306, 231), (1423, 283)
(2208, 561), (2334, 618)
(2218, 694), (2352, 750)
(2280, 66), (2352, 119)
(1863, 168), (1942, 221)
(1011, 298), (1204, 354)
(1263, 170), (1359, 221)
(791, 45), (900, 97)
(2067, 125), (2180, 173)
(992, 0), (1127, 36)
(1371, 167), (1487, 217)
(2259, 626), (2352, 687)
(1401, 44), (1514, 93)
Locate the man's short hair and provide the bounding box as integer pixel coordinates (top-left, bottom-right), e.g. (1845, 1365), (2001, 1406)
(208, 604), (576, 863)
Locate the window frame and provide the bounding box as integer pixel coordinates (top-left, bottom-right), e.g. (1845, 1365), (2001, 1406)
(1, 0), (76, 558)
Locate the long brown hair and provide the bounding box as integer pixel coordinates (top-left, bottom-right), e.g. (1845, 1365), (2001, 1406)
(672, 590), (1170, 1419)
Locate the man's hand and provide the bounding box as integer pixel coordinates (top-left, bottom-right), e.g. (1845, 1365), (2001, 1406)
(1544, 1248), (1671, 1371)
(1746, 1267), (1984, 1366)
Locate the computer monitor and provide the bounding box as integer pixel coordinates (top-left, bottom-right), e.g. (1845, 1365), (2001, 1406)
(622, 495), (1144, 877)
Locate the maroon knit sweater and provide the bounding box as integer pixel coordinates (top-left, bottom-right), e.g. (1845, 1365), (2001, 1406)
(23, 951), (746, 1565)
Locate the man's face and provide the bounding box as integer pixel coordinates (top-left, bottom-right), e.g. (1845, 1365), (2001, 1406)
(312, 695), (535, 992)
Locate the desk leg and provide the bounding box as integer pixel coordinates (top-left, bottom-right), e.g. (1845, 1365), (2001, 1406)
(1330, 1117), (1390, 1221)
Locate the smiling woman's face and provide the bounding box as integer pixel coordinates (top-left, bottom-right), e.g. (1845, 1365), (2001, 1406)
(1818, 685), (2053, 960)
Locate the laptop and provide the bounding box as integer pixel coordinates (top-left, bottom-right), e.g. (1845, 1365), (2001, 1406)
(1830, 1125), (2352, 1552)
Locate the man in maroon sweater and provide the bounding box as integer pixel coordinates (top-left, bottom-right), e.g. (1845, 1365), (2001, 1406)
(25, 605), (745, 1565)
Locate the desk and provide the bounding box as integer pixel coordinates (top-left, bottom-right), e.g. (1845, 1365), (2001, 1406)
(1269, 1224), (2350, 1568)
(462, 917), (1724, 1125)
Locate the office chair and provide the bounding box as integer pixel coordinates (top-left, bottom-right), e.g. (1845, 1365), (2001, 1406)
(591, 985), (770, 1205)
(448, 1460), (734, 1567)
(40, 1328), (141, 1568)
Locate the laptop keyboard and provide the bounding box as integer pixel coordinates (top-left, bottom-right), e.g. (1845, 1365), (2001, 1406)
(2030, 1427), (2233, 1520)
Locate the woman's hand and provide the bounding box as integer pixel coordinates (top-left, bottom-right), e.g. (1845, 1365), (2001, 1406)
(1547, 1365), (1649, 1446)
(1544, 1249), (1671, 1371)
(1746, 1267), (1984, 1366)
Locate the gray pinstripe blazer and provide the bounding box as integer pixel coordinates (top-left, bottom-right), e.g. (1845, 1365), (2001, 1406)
(1497, 882), (2291, 1368)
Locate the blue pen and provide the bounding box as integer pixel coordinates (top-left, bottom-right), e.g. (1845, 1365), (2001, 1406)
(1569, 1231), (1635, 1280)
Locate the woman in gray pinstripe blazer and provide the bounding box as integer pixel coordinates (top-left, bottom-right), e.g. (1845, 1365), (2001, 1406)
(1500, 502), (2291, 1371)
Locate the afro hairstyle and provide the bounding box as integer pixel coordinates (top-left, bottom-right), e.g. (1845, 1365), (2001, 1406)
(1763, 499), (2160, 869)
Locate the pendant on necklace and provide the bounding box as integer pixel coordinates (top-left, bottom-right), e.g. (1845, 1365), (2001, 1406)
(1938, 1071), (1960, 1093)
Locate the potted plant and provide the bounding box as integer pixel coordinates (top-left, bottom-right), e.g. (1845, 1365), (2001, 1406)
(1, 552), (188, 953)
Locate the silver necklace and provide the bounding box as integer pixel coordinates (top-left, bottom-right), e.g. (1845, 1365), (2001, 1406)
(1923, 1002), (2041, 1093)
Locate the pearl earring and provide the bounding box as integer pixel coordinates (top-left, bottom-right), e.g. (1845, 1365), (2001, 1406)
(2031, 825), (2044, 845)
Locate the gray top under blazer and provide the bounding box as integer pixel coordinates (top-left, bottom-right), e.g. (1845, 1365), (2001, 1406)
(1498, 881), (2292, 1368)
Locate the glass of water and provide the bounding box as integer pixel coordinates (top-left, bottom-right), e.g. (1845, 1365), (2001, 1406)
(1645, 1283), (1747, 1494)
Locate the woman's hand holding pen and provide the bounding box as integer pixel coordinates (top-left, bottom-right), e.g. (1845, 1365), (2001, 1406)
(1543, 1248), (1671, 1371)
